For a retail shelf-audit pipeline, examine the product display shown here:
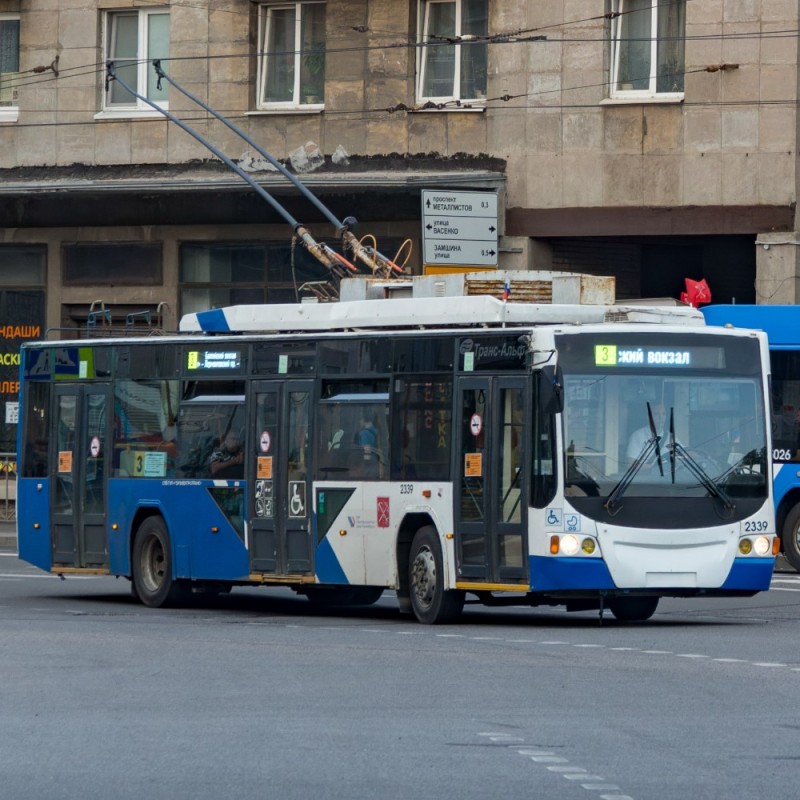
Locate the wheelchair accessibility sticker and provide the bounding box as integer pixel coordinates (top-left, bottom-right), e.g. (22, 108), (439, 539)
(545, 508), (581, 532)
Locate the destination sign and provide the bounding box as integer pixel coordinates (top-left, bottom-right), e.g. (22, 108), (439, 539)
(187, 350), (242, 370)
(594, 344), (725, 370)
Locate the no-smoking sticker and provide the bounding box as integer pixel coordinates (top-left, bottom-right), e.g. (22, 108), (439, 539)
(470, 413), (482, 436)
(89, 436), (101, 457)
(260, 430), (271, 453)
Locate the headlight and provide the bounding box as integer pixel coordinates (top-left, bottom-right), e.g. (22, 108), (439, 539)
(581, 538), (596, 554)
(753, 536), (771, 556)
(560, 534), (580, 556)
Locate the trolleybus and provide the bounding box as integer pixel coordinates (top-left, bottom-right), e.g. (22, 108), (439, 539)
(702, 304), (800, 570)
(16, 295), (777, 623)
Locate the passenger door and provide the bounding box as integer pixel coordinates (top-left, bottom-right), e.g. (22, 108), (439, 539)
(454, 376), (528, 584)
(248, 380), (313, 575)
(51, 384), (111, 568)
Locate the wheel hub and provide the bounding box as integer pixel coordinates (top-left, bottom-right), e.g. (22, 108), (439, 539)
(411, 546), (436, 609)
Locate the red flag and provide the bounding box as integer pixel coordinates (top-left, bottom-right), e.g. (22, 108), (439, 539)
(681, 278), (711, 308)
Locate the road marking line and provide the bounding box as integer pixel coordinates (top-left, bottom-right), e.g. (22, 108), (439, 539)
(546, 766), (587, 773)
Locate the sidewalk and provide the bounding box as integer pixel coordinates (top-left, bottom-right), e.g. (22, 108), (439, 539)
(0, 520), (16, 549)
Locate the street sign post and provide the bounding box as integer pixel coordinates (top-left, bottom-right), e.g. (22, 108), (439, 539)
(421, 190), (498, 268)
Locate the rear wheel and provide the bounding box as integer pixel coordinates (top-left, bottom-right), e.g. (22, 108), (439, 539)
(782, 504), (800, 571)
(132, 517), (186, 608)
(408, 526), (464, 624)
(608, 596), (659, 622)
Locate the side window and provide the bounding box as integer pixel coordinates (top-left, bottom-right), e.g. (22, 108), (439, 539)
(770, 351), (800, 463)
(114, 380), (179, 477)
(177, 401), (245, 479)
(391, 377), (452, 481)
(531, 375), (556, 508)
(417, 0), (487, 104)
(22, 382), (50, 478)
(258, 1), (326, 109)
(610, 0), (685, 98)
(315, 384), (389, 481)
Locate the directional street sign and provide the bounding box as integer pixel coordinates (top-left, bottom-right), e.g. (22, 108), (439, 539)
(421, 190), (498, 267)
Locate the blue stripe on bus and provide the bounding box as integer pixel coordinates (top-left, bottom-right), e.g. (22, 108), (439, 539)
(721, 558), (774, 591)
(529, 556), (616, 591)
(195, 308), (231, 332)
(773, 463), (796, 507)
(314, 537), (349, 585)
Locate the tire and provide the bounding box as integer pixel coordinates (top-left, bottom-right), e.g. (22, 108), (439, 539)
(132, 517), (186, 608)
(303, 586), (384, 607)
(782, 504), (800, 571)
(408, 526), (464, 624)
(608, 596), (659, 622)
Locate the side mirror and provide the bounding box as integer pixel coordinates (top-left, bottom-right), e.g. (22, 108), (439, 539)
(538, 365), (564, 415)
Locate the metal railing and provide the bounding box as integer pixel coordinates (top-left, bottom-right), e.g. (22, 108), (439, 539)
(0, 453), (16, 521)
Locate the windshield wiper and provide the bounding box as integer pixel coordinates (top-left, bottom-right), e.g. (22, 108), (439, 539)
(604, 402), (663, 515)
(667, 407), (735, 514)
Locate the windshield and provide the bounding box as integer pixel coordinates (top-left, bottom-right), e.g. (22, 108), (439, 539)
(556, 331), (768, 515)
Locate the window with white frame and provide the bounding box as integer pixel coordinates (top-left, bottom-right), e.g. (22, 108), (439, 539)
(0, 14), (20, 111)
(610, 0), (685, 98)
(418, 0), (487, 103)
(105, 8), (170, 110)
(258, 2), (326, 108)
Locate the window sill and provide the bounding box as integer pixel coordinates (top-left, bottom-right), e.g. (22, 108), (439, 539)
(0, 108), (19, 123)
(93, 108), (169, 121)
(601, 94), (684, 106)
(248, 105), (324, 116)
(412, 101), (486, 112)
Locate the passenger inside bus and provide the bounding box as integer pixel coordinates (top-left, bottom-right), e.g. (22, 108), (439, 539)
(209, 430), (245, 478)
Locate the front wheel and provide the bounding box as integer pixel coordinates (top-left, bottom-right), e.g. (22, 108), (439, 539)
(408, 526), (464, 624)
(782, 504), (800, 571)
(132, 517), (186, 608)
(608, 596), (659, 622)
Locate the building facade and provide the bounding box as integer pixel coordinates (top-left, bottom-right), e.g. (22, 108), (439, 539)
(0, 0), (797, 448)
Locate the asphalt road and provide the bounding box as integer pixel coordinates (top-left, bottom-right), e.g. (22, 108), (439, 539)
(2, 549), (800, 800)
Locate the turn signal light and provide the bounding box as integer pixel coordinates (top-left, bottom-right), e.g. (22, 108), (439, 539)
(550, 535), (559, 554)
(773, 537), (781, 555)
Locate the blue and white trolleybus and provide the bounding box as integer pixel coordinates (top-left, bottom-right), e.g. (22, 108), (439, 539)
(16, 294), (777, 622)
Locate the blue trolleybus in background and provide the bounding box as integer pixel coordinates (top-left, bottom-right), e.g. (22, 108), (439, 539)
(15, 293), (777, 623)
(703, 304), (800, 570)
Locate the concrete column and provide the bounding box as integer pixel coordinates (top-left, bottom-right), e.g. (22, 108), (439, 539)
(755, 232), (800, 305)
